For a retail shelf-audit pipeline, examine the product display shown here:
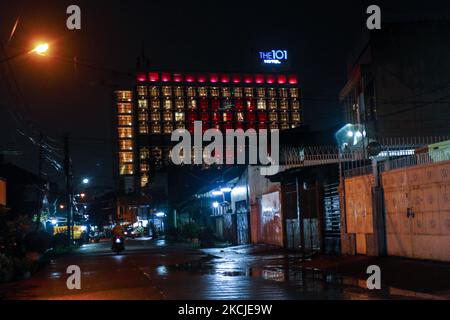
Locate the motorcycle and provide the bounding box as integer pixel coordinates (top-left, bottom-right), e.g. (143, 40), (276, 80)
(111, 236), (125, 253)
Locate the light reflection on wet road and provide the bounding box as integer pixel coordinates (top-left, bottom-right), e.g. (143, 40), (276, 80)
(0, 239), (406, 300)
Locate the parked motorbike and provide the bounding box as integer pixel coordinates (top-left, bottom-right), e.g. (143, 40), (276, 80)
(111, 236), (125, 253)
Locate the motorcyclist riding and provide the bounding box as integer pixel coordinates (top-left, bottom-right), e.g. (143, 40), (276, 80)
(111, 223), (125, 253)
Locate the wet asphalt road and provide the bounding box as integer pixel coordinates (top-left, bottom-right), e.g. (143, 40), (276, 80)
(0, 239), (404, 300)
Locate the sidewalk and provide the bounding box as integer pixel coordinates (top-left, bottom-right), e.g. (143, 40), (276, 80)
(297, 255), (450, 299)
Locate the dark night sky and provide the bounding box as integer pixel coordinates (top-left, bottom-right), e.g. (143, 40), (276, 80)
(0, 0), (449, 189)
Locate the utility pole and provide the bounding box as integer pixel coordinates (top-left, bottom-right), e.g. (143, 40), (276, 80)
(64, 133), (73, 245)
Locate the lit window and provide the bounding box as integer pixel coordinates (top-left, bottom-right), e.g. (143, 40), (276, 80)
(233, 88), (243, 97)
(119, 164), (133, 175)
(175, 111), (185, 122)
(175, 99), (185, 109)
(188, 99), (197, 110)
(291, 100), (300, 110)
(140, 163), (149, 173)
(279, 88), (288, 98)
(270, 122), (278, 129)
(174, 87), (184, 97)
(187, 87), (196, 97)
(175, 122), (185, 129)
(163, 123), (173, 134)
(198, 87), (208, 97)
(138, 113), (148, 122)
(119, 152), (134, 163)
(137, 86), (147, 97)
(268, 99), (277, 110)
(162, 86), (172, 97)
(140, 147), (149, 160)
(118, 127), (133, 138)
(118, 103), (132, 114)
(281, 123), (290, 130)
(163, 111), (173, 121)
(221, 88), (231, 98)
(163, 99), (172, 110)
(118, 115), (133, 126)
(151, 123), (161, 134)
(116, 90), (132, 102)
(211, 87), (219, 97)
(291, 112), (301, 122)
(244, 87), (253, 97)
(119, 139), (133, 151)
(257, 88), (265, 97)
(237, 112), (244, 122)
(257, 99), (266, 110)
(280, 99), (288, 110)
(269, 112), (278, 121)
(150, 112), (160, 121)
(280, 112), (288, 122)
(267, 88), (276, 98)
(151, 99), (160, 109)
(140, 174), (149, 188)
(150, 87), (159, 97)
(138, 100), (148, 109)
(290, 88), (299, 98)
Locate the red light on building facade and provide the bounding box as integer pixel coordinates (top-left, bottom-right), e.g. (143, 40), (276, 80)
(173, 73), (184, 82)
(220, 74), (230, 83)
(161, 72), (171, 82)
(197, 74), (207, 83)
(244, 74), (253, 84)
(137, 73), (147, 82)
(255, 74), (264, 84)
(266, 74), (275, 84)
(210, 73), (219, 83)
(148, 72), (159, 82)
(232, 74), (241, 84)
(277, 75), (287, 84)
(288, 74), (298, 85)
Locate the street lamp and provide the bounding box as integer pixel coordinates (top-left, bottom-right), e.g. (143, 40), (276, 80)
(82, 178), (89, 184)
(0, 42), (50, 64)
(31, 43), (49, 55)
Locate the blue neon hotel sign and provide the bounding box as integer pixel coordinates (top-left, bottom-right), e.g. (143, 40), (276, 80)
(259, 50), (288, 65)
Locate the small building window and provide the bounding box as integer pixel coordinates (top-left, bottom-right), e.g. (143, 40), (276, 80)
(174, 87), (184, 97)
(138, 100), (148, 109)
(163, 111), (173, 121)
(117, 103), (132, 114)
(162, 86), (172, 97)
(187, 87), (196, 97)
(257, 99), (266, 110)
(119, 139), (133, 151)
(233, 88), (243, 98)
(137, 86), (147, 97)
(119, 164), (133, 175)
(151, 99), (160, 109)
(118, 115), (133, 126)
(163, 99), (172, 110)
(198, 87), (208, 97)
(244, 87), (253, 97)
(119, 152), (134, 163)
(150, 87), (159, 97)
(118, 127), (133, 138)
(175, 111), (185, 122)
(150, 112), (160, 121)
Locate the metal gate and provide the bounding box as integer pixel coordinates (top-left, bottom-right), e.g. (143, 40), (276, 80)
(323, 183), (341, 254)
